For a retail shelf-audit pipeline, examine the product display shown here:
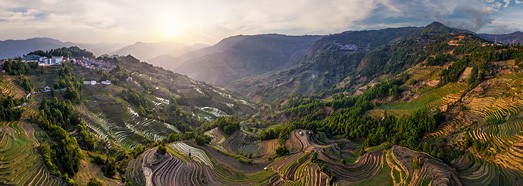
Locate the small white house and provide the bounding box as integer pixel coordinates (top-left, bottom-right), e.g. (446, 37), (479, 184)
(101, 80), (111, 85)
(43, 86), (51, 92)
(50, 56), (63, 65)
(83, 80), (97, 85)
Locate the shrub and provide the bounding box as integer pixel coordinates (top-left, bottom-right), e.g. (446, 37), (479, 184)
(87, 178), (103, 186)
(275, 146), (289, 157)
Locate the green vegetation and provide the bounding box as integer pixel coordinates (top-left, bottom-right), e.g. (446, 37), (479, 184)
(212, 116), (241, 135)
(349, 163), (393, 186)
(163, 131), (212, 146)
(56, 63), (82, 103)
(1, 60), (39, 75)
(0, 96), (23, 121)
(36, 98), (83, 176)
(427, 54), (455, 66)
(17, 76), (34, 92)
(28, 46), (95, 58)
(439, 57), (468, 85)
(278, 75), (444, 151)
(275, 146), (290, 157)
(87, 178), (103, 186)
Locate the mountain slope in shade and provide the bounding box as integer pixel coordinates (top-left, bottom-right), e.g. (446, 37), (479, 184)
(148, 34), (322, 87)
(479, 31), (523, 45)
(111, 41), (207, 61)
(0, 37), (75, 59)
(227, 26), (421, 103)
(228, 22), (469, 103)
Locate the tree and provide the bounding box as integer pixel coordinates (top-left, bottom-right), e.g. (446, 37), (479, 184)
(275, 146), (289, 157)
(87, 178), (103, 186)
(157, 144), (167, 155)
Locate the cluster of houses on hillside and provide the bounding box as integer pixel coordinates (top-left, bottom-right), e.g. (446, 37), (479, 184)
(336, 43), (358, 51)
(83, 80), (111, 85)
(73, 57), (116, 72)
(19, 54), (117, 72)
(21, 54), (64, 65)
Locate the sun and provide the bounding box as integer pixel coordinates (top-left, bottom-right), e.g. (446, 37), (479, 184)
(160, 16), (185, 39)
(162, 23), (182, 38)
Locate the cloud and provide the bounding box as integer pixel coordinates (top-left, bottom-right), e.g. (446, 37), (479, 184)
(504, 0), (512, 7)
(493, 2), (503, 8)
(359, 0), (499, 32)
(0, 0), (521, 43)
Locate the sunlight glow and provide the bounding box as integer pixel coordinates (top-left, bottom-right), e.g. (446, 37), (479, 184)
(160, 16), (185, 39)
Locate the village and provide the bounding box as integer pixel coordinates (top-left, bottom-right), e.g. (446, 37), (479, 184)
(19, 53), (117, 72)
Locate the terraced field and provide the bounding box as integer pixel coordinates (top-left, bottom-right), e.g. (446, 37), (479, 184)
(428, 71), (523, 140)
(72, 159), (121, 186)
(0, 80), (14, 96)
(321, 150), (384, 182)
(0, 77), (25, 99)
(270, 153), (331, 185)
(257, 139), (280, 157)
(124, 152), (146, 185)
(168, 142), (214, 168)
(370, 83), (465, 118)
(151, 152), (219, 185)
(451, 152), (523, 186)
(217, 129), (279, 158)
(0, 121), (64, 185)
(286, 130), (314, 153)
(388, 146), (462, 186)
(129, 145), (277, 186)
(82, 87), (181, 148)
(223, 130), (247, 154)
(205, 127), (226, 146)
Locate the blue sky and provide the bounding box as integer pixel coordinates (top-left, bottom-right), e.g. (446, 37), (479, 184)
(0, 0), (521, 44)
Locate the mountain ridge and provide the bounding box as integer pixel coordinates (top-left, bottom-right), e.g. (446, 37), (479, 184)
(0, 37), (128, 59)
(148, 34), (323, 87)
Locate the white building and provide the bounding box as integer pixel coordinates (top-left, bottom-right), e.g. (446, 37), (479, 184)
(83, 80), (97, 85)
(49, 56), (63, 65)
(101, 80), (111, 85)
(43, 86), (51, 92)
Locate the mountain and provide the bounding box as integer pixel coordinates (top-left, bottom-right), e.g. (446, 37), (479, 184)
(0, 37), (75, 59)
(479, 31), (523, 45)
(148, 34), (323, 87)
(0, 37), (130, 59)
(227, 22), (472, 103)
(75, 42), (128, 56)
(111, 41), (207, 61)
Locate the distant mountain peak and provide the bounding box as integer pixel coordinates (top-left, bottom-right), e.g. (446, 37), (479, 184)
(427, 21), (446, 27)
(423, 22), (452, 32)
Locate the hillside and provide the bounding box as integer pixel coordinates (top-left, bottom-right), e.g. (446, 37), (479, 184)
(229, 23), (460, 103)
(0, 38), (75, 59)
(148, 34), (322, 87)
(0, 47), (256, 185)
(111, 41), (207, 62)
(257, 30), (523, 185)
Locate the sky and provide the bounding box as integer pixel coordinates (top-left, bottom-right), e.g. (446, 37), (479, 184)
(0, 0), (522, 45)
